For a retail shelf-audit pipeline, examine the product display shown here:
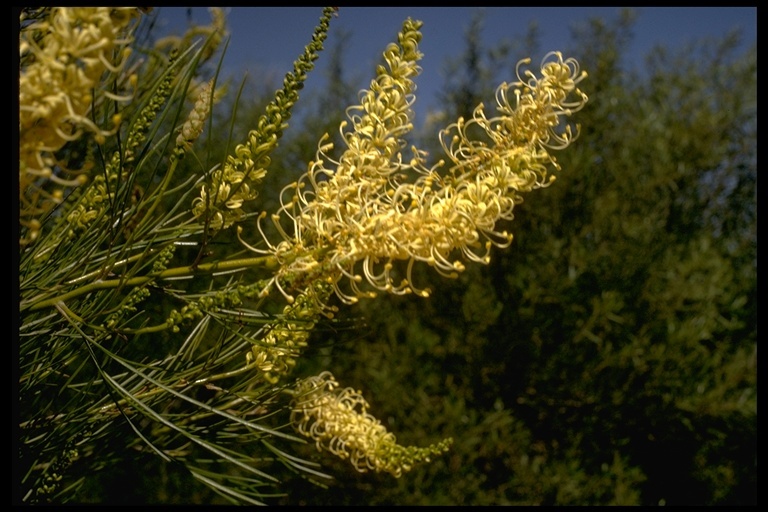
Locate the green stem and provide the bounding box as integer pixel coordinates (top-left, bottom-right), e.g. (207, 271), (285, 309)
(64, 249), (160, 286)
(26, 255), (280, 312)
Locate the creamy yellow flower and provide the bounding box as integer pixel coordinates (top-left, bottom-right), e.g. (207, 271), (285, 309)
(248, 18), (587, 306)
(19, 7), (141, 244)
(19, 7), (139, 177)
(291, 371), (452, 477)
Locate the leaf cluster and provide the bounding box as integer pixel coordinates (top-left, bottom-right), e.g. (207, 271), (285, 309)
(18, 8), (339, 504)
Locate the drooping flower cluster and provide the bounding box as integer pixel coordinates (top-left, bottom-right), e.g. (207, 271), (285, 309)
(19, 7), (141, 244)
(252, 18), (588, 305)
(291, 371), (453, 477)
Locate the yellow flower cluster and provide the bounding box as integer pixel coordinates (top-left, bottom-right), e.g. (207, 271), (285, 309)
(246, 282), (331, 384)
(192, 164), (265, 230)
(192, 7), (336, 232)
(252, 19), (587, 305)
(176, 79), (214, 151)
(19, 8), (140, 230)
(291, 371), (452, 477)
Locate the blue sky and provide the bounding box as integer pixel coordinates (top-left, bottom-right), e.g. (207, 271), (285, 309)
(150, 7), (756, 123)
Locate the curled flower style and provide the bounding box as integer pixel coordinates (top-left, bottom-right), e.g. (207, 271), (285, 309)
(291, 371), (452, 477)
(248, 18), (588, 306)
(19, 7), (141, 244)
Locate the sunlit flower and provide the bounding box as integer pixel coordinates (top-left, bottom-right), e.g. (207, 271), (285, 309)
(19, 7), (141, 244)
(246, 17), (587, 307)
(291, 371), (452, 477)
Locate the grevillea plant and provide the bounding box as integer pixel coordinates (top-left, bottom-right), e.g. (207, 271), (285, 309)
(18, 7), (587, 504)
